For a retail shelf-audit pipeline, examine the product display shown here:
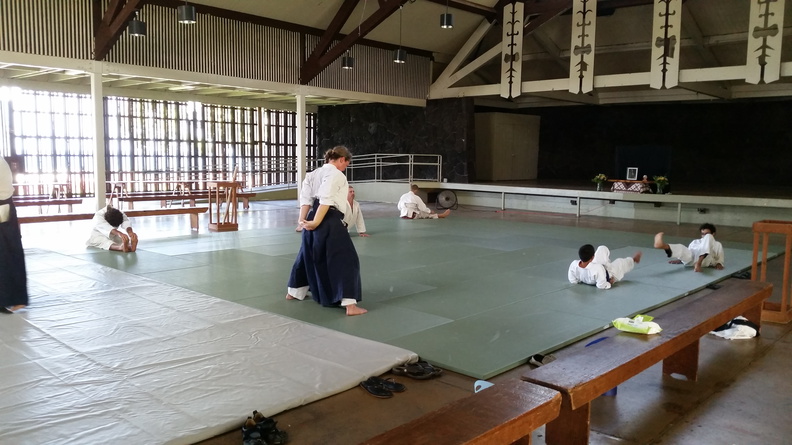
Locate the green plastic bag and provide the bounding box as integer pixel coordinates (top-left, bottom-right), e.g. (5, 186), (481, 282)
(612, 314), (662, 334)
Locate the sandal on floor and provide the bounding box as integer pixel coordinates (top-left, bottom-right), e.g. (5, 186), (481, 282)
(367, 376), (406, 392)
(416, 360), (443, 377)
(391, 363), (435, 380)
(360, 377), (394, 398)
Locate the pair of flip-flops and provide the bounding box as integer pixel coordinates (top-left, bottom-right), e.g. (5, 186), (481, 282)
(391, 360), (443, 380)
(359, 376), (407, 398)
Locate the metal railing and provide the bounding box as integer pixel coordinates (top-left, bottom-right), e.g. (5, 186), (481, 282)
(346, 153), (442, 183)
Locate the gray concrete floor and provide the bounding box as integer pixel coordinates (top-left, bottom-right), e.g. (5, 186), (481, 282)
(20, 200), (792, 445)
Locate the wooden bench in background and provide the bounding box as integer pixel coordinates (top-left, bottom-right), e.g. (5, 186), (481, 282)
(13, 197), (83, 213)
(18, 207), (208, 232)
(362, 379), (561, 445)
(113, 191), (255, 210)
(521, 279), (773, 445)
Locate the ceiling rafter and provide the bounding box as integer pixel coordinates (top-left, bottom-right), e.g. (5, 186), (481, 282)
(94, 0), (148, 61)
(300, 0), (409, 85)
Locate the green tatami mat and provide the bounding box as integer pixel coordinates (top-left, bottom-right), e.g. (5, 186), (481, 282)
(63, 216), (773, 380)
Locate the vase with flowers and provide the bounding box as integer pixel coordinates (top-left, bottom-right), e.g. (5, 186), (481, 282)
(592, 173), (608, 191)
(653, 175), (669, 194)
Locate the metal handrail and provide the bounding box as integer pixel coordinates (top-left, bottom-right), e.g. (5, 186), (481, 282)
(346, 153), (443, 183)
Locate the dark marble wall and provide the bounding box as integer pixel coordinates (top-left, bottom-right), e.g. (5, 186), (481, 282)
(317, 99), (476, 183)
(321, 98), (792, 188)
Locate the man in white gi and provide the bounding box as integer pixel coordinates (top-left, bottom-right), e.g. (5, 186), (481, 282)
(397, 184), (450, 219)
(569, 244), (641, 290)
(344, 186), (369, 237)
(653, 223), (724, 272)
(86, 206), (138, 252)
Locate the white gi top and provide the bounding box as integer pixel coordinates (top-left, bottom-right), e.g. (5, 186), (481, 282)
(344, 199), (366, 233)
(568, 260), (612, 289)
(299, 163), (350, 214)
(689, 234), (725, 267)
(397, 191), (431, 218)
(0, 157), (14, 200)
(90, 207), (131, 238)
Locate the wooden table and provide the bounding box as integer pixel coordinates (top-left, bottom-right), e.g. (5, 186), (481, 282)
(607, 179), (652, 193)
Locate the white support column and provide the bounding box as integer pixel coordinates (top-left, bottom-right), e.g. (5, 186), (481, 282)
(500, 2), (524, 99)
(90, 67), (106, 210)
(569, 0), (597, 94)
(746, 0), (786, 84)
(650, 0), (682, 89)
(295, 94), (306, 195)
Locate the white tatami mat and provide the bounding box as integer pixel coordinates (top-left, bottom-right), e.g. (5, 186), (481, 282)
(0, 250), (417, 445)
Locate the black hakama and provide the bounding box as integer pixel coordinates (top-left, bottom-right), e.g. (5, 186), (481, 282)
(288, 201), (361, 307)
(0, 197), (29, 308)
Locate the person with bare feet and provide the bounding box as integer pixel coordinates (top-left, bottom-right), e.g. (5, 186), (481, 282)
(1, 156), (29, 313)
(344, 186), (370, 237)
(398, 184), (451, 219)
(286, 146), (367, 316)
(86, 206), (138, 252)
(653, 223), (724, 272)
(568, 244), (641, 289)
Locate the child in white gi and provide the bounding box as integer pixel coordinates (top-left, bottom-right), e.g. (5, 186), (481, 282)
(653, 223), (724, 272)
(569, 244), (641, 290)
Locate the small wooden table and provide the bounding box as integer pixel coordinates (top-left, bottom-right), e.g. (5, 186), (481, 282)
(207, 181), (240, 232)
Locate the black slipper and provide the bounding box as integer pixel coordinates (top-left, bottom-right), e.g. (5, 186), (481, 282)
(360, 377), (393, 398)
(416, 360), (443, 377)
(391, 363), (434, 380)
(368, 376), (406, 393)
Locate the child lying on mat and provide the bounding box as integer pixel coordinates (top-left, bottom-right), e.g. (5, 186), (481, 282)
(568, 244), (641, 289)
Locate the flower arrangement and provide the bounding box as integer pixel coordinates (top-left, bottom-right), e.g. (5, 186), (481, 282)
(653, 175), (669, 193)
(592, 173), (608, 184)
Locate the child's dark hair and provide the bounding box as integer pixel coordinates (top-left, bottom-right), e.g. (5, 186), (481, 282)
(104, 207), (124, 228)
(578, 244), (595, 262)
(699, 223), (717, 234)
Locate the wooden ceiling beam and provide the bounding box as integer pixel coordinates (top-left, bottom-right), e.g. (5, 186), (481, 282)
(94, 0), (148, 61)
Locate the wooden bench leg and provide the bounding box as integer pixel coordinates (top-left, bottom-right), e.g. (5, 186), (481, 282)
(242, 197), (249, 210)
(545, 398), (589, 445)
(743, 303), (763, 330)
(663, 339), (699, 381)
(190, 213), (199, 232)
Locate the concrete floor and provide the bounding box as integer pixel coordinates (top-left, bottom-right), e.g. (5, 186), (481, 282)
(19, 199), (792, 445)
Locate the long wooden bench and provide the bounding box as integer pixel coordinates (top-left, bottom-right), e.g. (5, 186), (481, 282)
(18, 207), (208, 232)
(13, 197), (83, 213)
(521, 279), (773, 445)
(362, 379), (561, 445)
(114, 191), (255, 210)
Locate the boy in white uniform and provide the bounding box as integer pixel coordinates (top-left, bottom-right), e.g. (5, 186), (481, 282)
(569, 244), (641, 290)
(653, 223), (724, 272)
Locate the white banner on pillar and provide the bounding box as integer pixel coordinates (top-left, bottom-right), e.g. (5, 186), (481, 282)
(746, 0), (785, 84)
(501, 2), (524, 99)
(650, 0), (682, 89)
(569, 0), (597, 94)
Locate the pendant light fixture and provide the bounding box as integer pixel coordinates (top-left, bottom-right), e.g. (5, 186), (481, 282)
(440, 0), (453, 29)
(393, 5), (407, 63)
(177, 0), (196, 24)
(128, 11), (147, 37)
(342, 51), (355, 69)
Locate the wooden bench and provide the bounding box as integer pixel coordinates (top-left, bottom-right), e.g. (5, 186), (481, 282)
(362, 379), (561, 445)
(114, 191), (255, 210)
(521, 279), (773, 445)
(18, 207), (208, 232)
(13, 197), (83, 213)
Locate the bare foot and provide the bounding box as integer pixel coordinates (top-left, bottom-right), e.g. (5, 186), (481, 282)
(8, 305), (26, 312)
(121, 241), (129, 253)
(130, 234), (138, 252)
(668, 259), (683, 264)
(694, 262), (703, 272)
(653, 232), (667, 249)
(438, 209), (451, 218)
(286, 293), (297, 300)
(346, 304), (367, 316)
(633, 251), (642, 263)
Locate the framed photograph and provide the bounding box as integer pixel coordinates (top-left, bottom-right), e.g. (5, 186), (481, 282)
(626, 167), (638, 180)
